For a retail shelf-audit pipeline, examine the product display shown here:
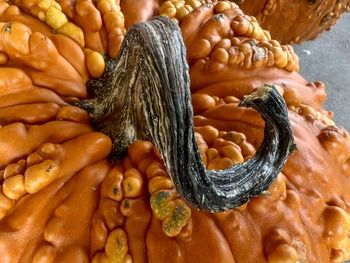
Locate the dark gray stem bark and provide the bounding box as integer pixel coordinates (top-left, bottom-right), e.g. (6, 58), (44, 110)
(74, 16), (295, 212)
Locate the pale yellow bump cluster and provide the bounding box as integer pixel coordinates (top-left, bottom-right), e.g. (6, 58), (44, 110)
(208, 38), (296, 71)
(0, 143), (63, 219)
(213, 1), (237, 13)
(194, 123), (256, 170)
(84, 48), (105, 78)
(95, 0), (125, 57)
(254, 41), (296, 70)
(259, 41), (299, 71)
(96, 0), (124, 30)
(289, 103), (335, 125)
(206, 140), (245, 170)
(194, 123), (263, 209)
(119, 166), (148, 218)
(221, 130), (254, 150)
(147, 161), (192, 237)
(121, 168), (144, 199)
(159, 0), (203, 21)
(15, 0), (85, 46)
(210, 131), (254, 169)
(160, 0), (298, 72)
(231, 15), (271, 42)
(234, 40), (270, 69)
(92, 228), (131, 263)
(193, 10), (297, 72)
(92, 165), (132, 263)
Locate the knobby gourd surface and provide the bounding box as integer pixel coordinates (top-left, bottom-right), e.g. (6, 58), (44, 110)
(0, 1), (349, 263)
(73, 17), (294, 212)
(240, 0), (350, 43)
(155, 0), (350, 44)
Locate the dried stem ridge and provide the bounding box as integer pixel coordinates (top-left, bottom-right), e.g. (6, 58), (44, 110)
(74, 16), (295, 212)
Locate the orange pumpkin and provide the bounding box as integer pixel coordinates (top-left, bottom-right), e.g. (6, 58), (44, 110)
(240, 0), (350, 43)
(0, 1), (349, 262)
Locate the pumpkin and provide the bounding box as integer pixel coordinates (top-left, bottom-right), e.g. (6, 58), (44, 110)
(0, 1), (349, 263)
(156, 0), (350, 44)
(240, 0), (350, 43)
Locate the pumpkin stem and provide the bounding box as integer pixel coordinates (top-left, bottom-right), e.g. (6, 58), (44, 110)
(74, 16), (295, 212)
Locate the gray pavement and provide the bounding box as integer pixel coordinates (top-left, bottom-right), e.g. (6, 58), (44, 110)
(293, 14), (350, 130)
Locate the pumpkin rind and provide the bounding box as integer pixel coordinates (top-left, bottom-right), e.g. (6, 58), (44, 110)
(0, 1), (349, 262)
(240, 0), (350, 43)
(165, 0), (350, 44)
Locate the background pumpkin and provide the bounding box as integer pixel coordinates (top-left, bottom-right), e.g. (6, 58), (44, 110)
(0, 1), (349, 263)
(240, 0), (350, 43)
(121, 0), (350, 44)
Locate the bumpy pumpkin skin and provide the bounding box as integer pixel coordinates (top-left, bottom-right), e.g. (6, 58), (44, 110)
(148, 0), (350, 44)
(240, 0), (350, 43)
(0, 1), (350, 263)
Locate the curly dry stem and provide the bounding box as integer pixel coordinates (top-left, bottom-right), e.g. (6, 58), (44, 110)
(74, 16), (295, 212)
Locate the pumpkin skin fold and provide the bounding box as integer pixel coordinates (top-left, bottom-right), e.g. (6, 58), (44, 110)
(0, 1), (350, 263)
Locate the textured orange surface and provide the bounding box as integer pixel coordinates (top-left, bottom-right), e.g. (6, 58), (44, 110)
(241, 0), (350, 43)
(0, 1), (349, 262)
